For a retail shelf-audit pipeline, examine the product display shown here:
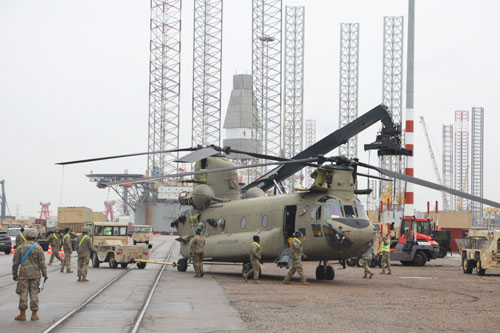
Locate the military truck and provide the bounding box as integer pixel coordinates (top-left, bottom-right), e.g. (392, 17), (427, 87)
(85, 222), (152, 269)
(459, 229), (500, 276)
(132, 225), (153, 245)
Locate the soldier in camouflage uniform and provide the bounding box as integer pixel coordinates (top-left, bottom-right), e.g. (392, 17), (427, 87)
(12, 229), (47, 321)
(380, 236), (392, 275)
(361, 247), (374, 279)
(190, 228), (205, 278)
(48, 228), (63, 265)
(243, 235), (262, 283)
(60, 228), (73, 273)
(283, 231), (310, 285)
(15, 227), (26, 248)
(76, 227), (97, 282)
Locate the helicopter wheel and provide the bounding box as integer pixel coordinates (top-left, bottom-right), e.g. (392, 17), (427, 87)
(177, 258), (188, 272)
(315, 264), (326, 280)
(325, 265), (335, 280)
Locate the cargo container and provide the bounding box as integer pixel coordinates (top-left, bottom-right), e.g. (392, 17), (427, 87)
(58, 207), (93, 223)
(92, 212), (106, 222)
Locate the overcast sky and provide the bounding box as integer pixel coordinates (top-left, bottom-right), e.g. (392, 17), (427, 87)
(1, 0), (499, 218)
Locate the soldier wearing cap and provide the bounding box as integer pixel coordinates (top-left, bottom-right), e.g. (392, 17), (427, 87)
(283, 231), (310, 285)
(76, 227), (97, 282)
(380, 236), (392, 275)
(15, 227), (26, 248)
(243, 235), (262, 283)
(190, 228), (205, 278)
(61, 228), (73, 273)
(48, 228), (63, 266)
(12, 228), (47, 321)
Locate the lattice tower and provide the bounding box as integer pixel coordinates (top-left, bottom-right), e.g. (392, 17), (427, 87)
(148, 0), (182, 176)
(304, 119), (316, 187)
(283, 6), (305, 190)
(192, 0), (223, 147)
(471, 107), (484, 225)
(338, 23), (359, 158)
(380, 16), (404, 208)
(252, 0), (282, 163)
(454, 110), (469, 211)
(442, 124), (454, 210)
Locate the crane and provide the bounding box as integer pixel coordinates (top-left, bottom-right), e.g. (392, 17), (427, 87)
(419, 116), (449, 210)
(0, 180), (5, 221)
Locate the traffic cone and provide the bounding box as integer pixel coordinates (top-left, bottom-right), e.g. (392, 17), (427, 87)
(60, 246), (65, 258)
(48, 244), (52, 255)
(10, 243), (14, 254)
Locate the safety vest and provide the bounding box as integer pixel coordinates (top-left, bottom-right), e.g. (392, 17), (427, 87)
(79, 234), (88, 247)
(252, 241), (261, 248)
(53, 233), (59, 240)
(293, 237), (301, 244)
(20, 232), (26, 241)
(381, 243), (390, 253)
(63, 233), (70, 240)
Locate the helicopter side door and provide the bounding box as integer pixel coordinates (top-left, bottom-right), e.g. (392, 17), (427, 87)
(283, 205), (297, 247)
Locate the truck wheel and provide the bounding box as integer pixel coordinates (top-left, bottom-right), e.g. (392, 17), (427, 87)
(109, 254), (118, 268)
(325, 265), (335, 280)
(92, 253), (100, 268)
(315, 265), (325, 280)
(476, 259), (486, 276)
(346, 258), (356, 267)
(121, 263), (128, 268)
(177, 258), (188, 272)
(137, 262), (146, 269)
(4, 250), (10, 255)
(242, 262), (255, 279)
(462, 259), (473, 274)
(413, 252), (427, 266)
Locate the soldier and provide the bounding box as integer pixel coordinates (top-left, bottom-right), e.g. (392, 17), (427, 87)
(48, 228), (63, 266)
(15, 227), (26, 248)
(12, 229), (48, 321)
(380, 236), (392, 275)
(190, 228), (205, 278)
(361, 247), (374, 279)
(76, 227), (97, 282)
(283, 231), (310, 285)
(60, 228), (73, 273)
(243, 235), (262, 283)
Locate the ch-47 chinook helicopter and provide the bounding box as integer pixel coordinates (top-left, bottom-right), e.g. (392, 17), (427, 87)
(57, 104), (500, 281)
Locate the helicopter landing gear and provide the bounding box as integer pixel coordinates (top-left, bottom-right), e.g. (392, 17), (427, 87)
(316, 261), (335, 281)
(177, 258), (188, 272)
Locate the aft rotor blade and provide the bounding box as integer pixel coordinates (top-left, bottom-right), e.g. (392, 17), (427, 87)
(356, 172), (392, 182)
(175, 147), (221, 163)
(56, 148), (197, 165)
(358, 162), (500, 209)
(101, 157), (319, 187)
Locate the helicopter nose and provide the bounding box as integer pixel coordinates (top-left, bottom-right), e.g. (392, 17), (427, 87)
(322, 221), (353, 250)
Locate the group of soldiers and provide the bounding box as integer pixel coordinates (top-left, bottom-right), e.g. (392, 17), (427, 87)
(11, 226), (96, 321)
(360, 236), (392, 279)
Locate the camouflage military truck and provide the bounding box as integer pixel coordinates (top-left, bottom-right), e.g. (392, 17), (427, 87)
(459, 229), (500, 276)
(132, 225), (153, 245)
(85, 222), (152, 269)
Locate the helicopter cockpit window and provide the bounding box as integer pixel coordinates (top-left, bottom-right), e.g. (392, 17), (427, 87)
(311, 224), (323, 237)
(324, 198), (343, 219)
(311, 205), (322, 221)
(262, 214), (268, 228)
(218, 219), (225, 232)
(354, 199), (369, 220)
(240, 216), (246, 229)
(343, 205), (356, 218)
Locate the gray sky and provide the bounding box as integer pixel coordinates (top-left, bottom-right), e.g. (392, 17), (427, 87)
(1, 0), (499, 218)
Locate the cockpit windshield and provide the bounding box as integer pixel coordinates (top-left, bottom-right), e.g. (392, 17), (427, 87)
(324, 198), (343, 218)
(354, 199), (369, 220)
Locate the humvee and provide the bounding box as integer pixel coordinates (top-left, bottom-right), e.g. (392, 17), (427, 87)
(85, 222), (152, 269)
(459, 229), (500, 276)
(132, 225), (153, 245)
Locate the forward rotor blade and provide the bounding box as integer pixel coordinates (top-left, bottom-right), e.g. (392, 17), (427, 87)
(356, 172), (392, 182)
(175, 147), (220, 163)
(101, 157), (319, 187)
(56, 148), (197, 165)
(358, 162), (500, 209)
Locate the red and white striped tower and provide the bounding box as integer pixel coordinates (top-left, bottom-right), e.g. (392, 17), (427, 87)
(404, 0), (415, 216)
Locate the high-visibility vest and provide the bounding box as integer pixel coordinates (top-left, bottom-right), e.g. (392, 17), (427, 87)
(293, 237), (301, 244)
(63, 233), (70, 240)
(252, 241), (261, 248)
(53, 233), (59, 240)
(20, 233), (26, 241)
(79, 234), (88, 247)
(381, 243), (390, 253)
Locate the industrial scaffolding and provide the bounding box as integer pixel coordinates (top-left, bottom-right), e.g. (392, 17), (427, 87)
(252, 0), (282, 160)
(148, 0), (182, 176)
(304, 119), (316, 187)
(338, 23), (359, 158)
(471, 107), (484, 225)
(380, 16), (404, 207)
(192, 0), (223, 147)
(283, 6), (305, 188)
(442, 124), (454, 211)
(455, 110), (469, 211)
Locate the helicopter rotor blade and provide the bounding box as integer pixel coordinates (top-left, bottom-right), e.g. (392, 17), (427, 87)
(357, 161), (500, 209)
(175, 147), (221, 163)
(100, 157), (319, 187)
(356, 172), (392, 182)
(56, 147), (198, 165)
